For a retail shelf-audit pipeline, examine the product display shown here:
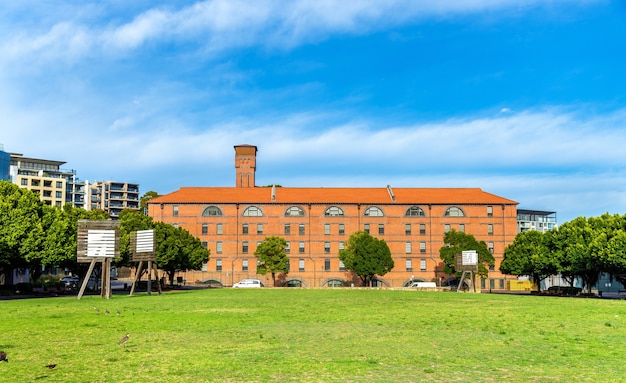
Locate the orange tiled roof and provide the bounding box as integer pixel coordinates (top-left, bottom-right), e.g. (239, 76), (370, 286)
(149, 186), (518, 205)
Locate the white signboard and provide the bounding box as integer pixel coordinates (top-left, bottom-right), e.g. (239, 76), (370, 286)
(461, 250), (478, 266)
(136, 229), (155, 253)
(87, 229), (116, 258)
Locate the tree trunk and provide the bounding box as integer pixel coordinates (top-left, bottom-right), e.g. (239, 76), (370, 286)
(533, 273), (542, 292)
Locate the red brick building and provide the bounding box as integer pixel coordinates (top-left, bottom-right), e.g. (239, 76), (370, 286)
(148, 145), (518, 289)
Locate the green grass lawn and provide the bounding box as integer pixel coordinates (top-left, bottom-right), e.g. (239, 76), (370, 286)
(1, 289), (625, 382)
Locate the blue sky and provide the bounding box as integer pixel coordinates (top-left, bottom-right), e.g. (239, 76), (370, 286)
(1, 0), (625, 224)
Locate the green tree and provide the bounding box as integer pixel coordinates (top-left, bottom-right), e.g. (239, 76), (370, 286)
(140, 191), (159, 215)
(588, 214), (626, 286)
(595, 214), (626, 286)
(549, 217), (603, 294)
(439, 229), (494, 278)
(0, 181), (46, 278)
(155, 222), (209, 286)
(255, 236), (288, 287)
(35, 204), (109, 274)
(500, 230), (556, 291)
(339, 231), (394, 287)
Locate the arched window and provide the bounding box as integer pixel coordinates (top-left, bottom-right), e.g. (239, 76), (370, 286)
(405, 206), (426, 217)
(444, 206), (465, 217)
(284, 206), (305, 217)
(202, 206), (223, 217)
(324, 206), (345, 217)
(242, 206), (263, 217)
(364, 206), (384, 217)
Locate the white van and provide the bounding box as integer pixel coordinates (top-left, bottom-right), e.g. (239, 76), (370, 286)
(410, 282), (437, 289)
(232, 279), (264, 288)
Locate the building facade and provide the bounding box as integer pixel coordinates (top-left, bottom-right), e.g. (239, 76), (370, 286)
(86, 180), (140, 218)
(9, 153), (86, 208)
(149, 145), (519, 289)
(517, 209), (557, 233)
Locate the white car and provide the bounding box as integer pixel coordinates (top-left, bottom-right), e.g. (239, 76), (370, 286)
(232, 279), (264, 288)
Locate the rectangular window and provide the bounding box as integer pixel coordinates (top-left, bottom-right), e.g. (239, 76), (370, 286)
(488, 224), (494, 235)
(488, 242), (494, 253)
(56, 181), (63, 188)
(324, 242), (331, 254)
(299, 259), (305, 272)
(216, 241), (222, 254)
(201, 241), (208, 249)
(284, 224), (290, 235)
(364, 224), (370, 234)
(405, 242), (412, 254)
(339, 242), (345, 250)
(338, 224), (345, 235)
(420, 259), (427, 271)
(487, 206), (493, 217)
(202, 262), (208, 272)
(216, 259), (222, 272)
(216, 223), (223, 235)
(444, 224), (450, 232)
(21, 179), (28, 186)
(286, 259), (290, 271)
(406, 259), (412, 272)
(299, 241), (305, 254)
(339, 260), (345, 271)
(459, 224), (465, 232)
(56, 191), (62, 198)
(378, 224), (385, 235)
(242, 223), (248, 235)
(324, 224), (330, 235)
(242, 259), (248, 272)
(420, 224), (426, 235)
(405, 224), (411, 235)
(420, 242), (426, 253)
(242, 241), (248, 254)
(202, 223), (208, 235)
(324, 258), (331, 272)
(257, 223), (263, 235)
(173, 205), (178, 217)
(285, 241), (291, 254)
(299, 224), (305, 235)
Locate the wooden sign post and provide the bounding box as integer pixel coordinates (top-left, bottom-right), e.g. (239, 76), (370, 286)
(76, 220), (120, 300)
(129, 229), (161, 296)
(455, 250), (479, 293)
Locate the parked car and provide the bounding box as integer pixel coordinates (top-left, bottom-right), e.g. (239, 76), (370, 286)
(232, 279), (264, 288)
(545, 286), (582, 296)
(61, 276), (79, 289)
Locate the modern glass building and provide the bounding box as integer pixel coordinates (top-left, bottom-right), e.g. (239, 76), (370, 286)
(0, 144), (10, 181)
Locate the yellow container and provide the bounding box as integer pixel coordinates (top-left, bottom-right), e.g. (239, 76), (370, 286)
(508, 280), (535, 291)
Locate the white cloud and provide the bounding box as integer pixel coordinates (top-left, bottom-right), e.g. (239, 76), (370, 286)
(1, 92), (624, 223)
(0, 0), (601, 68)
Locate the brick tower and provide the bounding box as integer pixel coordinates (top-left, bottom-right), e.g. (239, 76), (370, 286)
(234, 144), (257, 188)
